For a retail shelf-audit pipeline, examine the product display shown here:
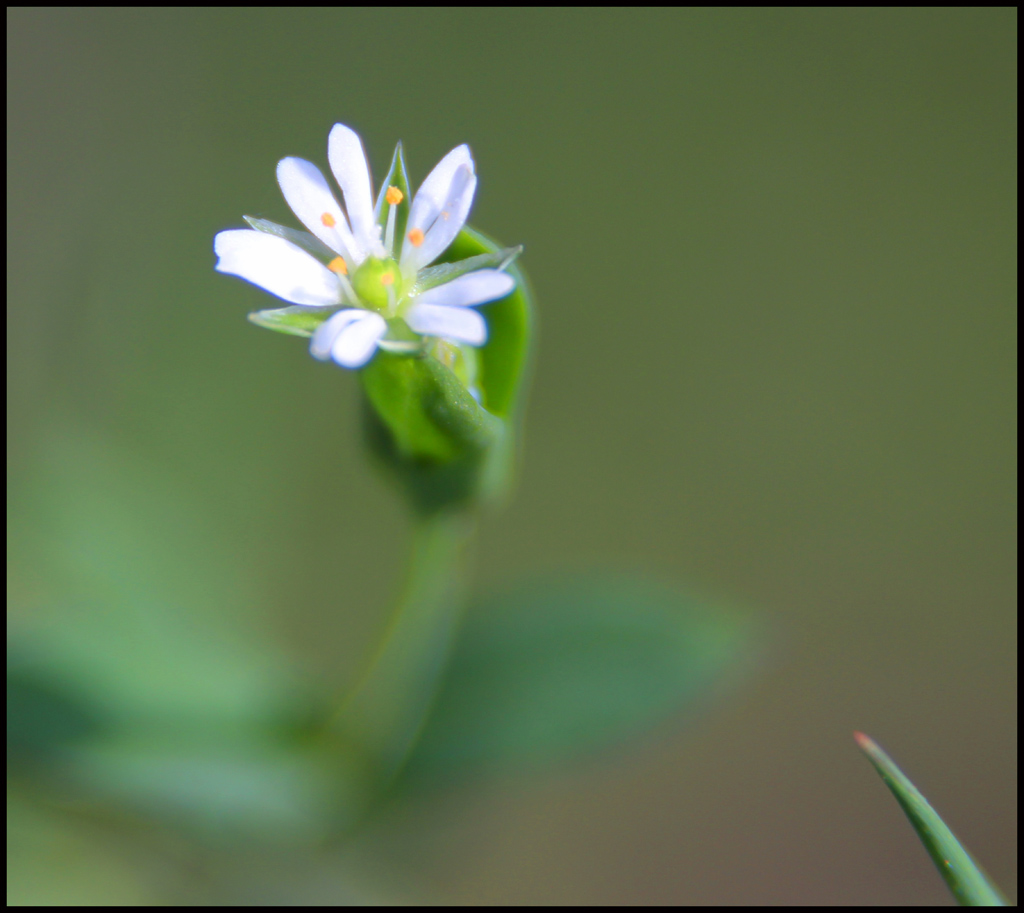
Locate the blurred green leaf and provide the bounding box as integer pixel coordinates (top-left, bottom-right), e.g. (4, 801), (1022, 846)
(64, 734), (360, 844)
(398, 575), (751, 785)
(6, 429), (368, 838)
(855, 732), (1007, 906)
(8, 430), (303, 733)
(7, 656), (104, 766)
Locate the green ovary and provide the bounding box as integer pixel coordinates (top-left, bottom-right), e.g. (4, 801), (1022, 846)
(352, 256), (410, 317)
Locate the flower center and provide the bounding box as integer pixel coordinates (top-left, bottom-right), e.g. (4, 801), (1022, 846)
(351, 256), (407, 316)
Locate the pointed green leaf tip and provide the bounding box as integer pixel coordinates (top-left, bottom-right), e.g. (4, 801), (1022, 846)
(854, 732), (1007, 906)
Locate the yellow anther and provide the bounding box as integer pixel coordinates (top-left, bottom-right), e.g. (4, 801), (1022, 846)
(380, 271), (395, 286)
(328, 257), (348, 275)
(321, 212), (336, 228)
(407, 227), (425, 247)
(385, 186), (403, 205)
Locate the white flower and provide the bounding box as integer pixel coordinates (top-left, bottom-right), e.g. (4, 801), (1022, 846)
(214, 124), (515, 369)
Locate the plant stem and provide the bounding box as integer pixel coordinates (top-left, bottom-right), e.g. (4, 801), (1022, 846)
(333, 510), (474, 786)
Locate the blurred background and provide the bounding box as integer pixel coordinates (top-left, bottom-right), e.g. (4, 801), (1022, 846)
(7, 8), (1016, 905)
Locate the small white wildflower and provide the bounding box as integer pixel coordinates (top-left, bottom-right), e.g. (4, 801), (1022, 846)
(214, 124), (515, 369)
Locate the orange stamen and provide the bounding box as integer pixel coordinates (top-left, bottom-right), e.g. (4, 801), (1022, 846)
(380, 271), (395, 286)
(328, 257), (348, 275)
(321, 212), (336, 227)
(407, 228), (424, 247)
(385, 186), (403, 205)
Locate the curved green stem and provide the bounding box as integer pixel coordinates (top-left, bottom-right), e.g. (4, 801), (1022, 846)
(333, 511), (475, 786)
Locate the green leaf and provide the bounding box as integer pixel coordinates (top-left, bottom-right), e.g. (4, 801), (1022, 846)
(7, 430), (370, 839)
(855, 732), (1007, 906)
(64, 733), (361, 843)
(7, 654), (105, 766)
(397, 575), (751, 786)
(247, 304), (339, 338)
(243, 215), (336, 264)
(8, 429), (305, 734)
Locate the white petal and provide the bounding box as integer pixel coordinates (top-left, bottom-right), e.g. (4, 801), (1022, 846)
(406, 144), (474, 234)
(309, 308), (366, 360)
(214, 230), (342, 306)
(406, 303), (487, 346)
(401, 166), (477, 274)
(331, 311), (387, 368)
(416, 269), (515, 308)
(276, 157), (361, 264)
(327, 124), (381, 258)
(401, 144), (477, 273)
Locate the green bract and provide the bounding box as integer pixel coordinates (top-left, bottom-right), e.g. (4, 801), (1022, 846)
(362, 225), (532, 514)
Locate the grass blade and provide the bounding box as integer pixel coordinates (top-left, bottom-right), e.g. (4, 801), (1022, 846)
(854, 732), (1006, 906)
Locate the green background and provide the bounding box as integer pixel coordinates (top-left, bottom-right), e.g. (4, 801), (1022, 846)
(7, 8), (1016, 905)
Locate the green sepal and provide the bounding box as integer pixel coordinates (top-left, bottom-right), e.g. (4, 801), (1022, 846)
(855, 733), (1007, 906)
(361, 347), (500, 464)
(247, 305), (340, 338)
(412, 246), (522, 295)
(436, 227), (532, 421)
(373, 142), (411, 254)
(359, 226), (532, 514)
(243, 215), (336, 265)
(361, 351), (503, 514)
